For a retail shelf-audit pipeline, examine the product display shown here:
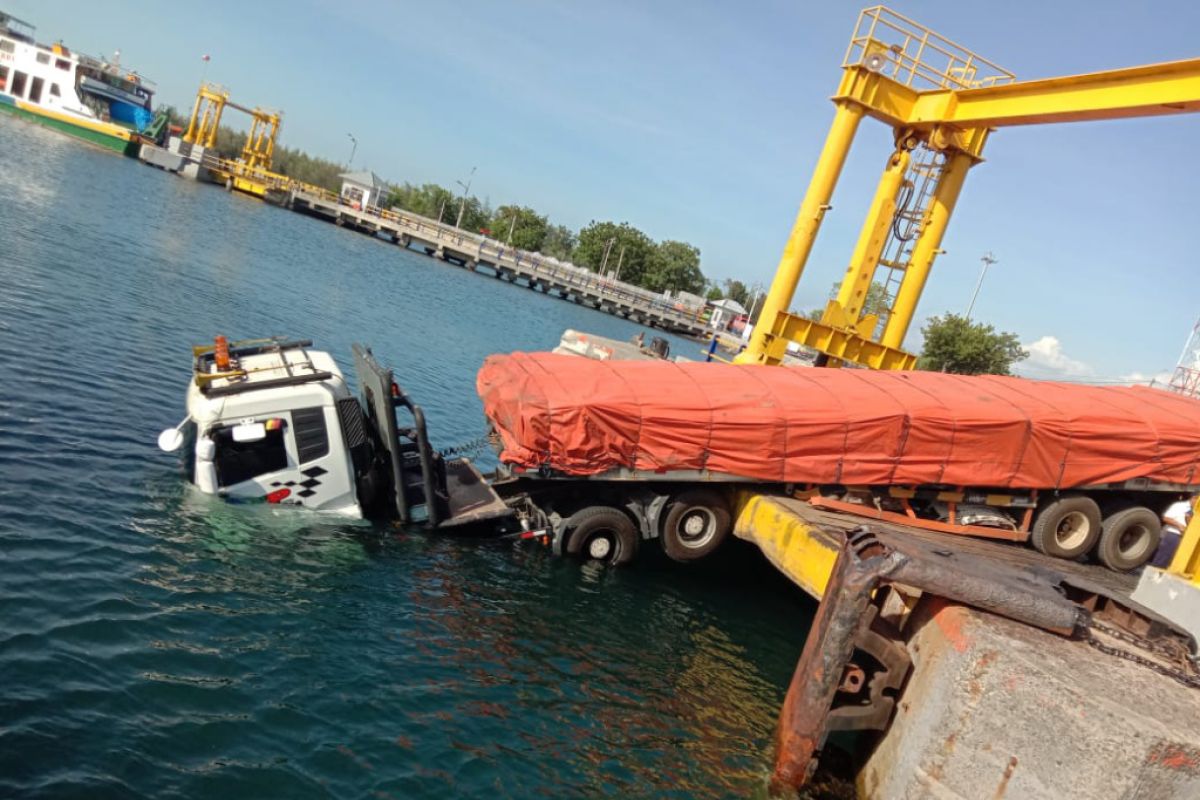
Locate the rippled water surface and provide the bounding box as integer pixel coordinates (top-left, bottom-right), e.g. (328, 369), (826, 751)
(0, 118), (816, 798)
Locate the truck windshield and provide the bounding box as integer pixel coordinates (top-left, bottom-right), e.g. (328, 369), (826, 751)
(213, 425), (288, 487)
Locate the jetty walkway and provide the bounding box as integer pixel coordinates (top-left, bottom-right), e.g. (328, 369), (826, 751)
(275, 187), (709, 336)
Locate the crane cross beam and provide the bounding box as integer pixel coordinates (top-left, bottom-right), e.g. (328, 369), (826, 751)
(838, 58), (1200, 131)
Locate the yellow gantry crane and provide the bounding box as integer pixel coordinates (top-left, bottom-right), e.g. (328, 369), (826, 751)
(738, 6), (1200, 370)
(182, 82), (284, 195)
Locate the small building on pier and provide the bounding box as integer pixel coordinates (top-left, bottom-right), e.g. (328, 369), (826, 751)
(708, 298), (747, 331)
(339, 170), (385, 211)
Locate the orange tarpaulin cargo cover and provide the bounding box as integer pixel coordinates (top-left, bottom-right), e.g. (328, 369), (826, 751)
(476, 352), (1200, 490)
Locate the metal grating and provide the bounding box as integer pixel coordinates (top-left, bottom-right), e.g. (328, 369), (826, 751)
(843, 6), (1015, 90)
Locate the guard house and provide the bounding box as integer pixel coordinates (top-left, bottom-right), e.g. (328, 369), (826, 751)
(708, 298), (747, 331)
(339, 170), (385, 211)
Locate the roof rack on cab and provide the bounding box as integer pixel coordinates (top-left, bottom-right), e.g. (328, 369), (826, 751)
(192, 336), (333, 398)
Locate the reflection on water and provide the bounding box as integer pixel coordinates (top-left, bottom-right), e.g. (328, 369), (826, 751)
(0, 115), (817, 798)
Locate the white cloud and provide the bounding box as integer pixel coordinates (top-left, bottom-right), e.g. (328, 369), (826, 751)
(1018, 335), (1093, 378)
(1016, 336), (1174, 386)
(1119, 370), (1174, 388)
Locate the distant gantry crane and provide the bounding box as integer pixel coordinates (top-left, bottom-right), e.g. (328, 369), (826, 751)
(181, 82), (284, 196)
(738, 6), (1200, 369)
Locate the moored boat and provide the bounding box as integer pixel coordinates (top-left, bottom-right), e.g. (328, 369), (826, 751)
(0, 10), (157, 155)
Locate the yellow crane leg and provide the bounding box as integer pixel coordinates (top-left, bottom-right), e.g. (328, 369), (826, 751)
(183, 92), (204, 144)
(738, 101), (865, 365)
(1168, 498), (1200, 586)
(835, 144), (912, 319)
(204, 96), (224, 149)
(880, 150), (972, 350)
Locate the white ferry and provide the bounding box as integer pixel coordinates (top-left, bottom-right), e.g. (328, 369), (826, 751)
(0, 10), (158, 155)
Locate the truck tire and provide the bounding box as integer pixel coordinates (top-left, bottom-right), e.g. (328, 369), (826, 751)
(1096, 506), (1161, 572)
(1030, 495), (1102, 560)
(661, 489), (731, 562)
(564, 506), (639, 566)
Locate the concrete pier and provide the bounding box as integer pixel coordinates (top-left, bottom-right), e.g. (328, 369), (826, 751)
(733, 494), (1200, 799)
(287, 189), (709, 336)
(861, 600), (1200, 800)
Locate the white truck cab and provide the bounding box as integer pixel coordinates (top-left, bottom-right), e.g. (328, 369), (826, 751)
(169, 338), (367, 515)
(159, 337), (511, 528)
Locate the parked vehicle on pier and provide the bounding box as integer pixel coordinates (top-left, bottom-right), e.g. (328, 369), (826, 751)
(161, 337), (1200, 573)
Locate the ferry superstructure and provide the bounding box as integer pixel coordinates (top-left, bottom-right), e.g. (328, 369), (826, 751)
(0, 11), (156, 155)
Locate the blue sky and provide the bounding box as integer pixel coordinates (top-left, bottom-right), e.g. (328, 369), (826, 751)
(20, 0), (1200, 381)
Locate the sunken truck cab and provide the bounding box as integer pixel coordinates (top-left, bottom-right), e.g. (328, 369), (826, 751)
(159, 337), (510, 528)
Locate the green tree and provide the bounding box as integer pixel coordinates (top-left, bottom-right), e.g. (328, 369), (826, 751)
(385, 182), (456, 221)
(808, 281), (890, 322)
(706, 285), (724, 301)
(918, 313), (1028, 375)
(721, 279), (751, 309)
(272, 145), (344, 192)
(573, 221), (655, 285)
(458, 195), (490, 233)
(489, 205), (548, 250)
(644, 240), (704, 294)
(542, 224), (577, 260)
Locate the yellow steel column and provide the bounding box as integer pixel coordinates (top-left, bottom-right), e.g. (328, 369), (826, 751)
(204, 96), (225, 149)
(880, 150), (972, 350)
(738, 101), (865, 365)
(1168, 498), (1200, 586)
(183, 93), (204, 144)
(835, 144), (912, 319)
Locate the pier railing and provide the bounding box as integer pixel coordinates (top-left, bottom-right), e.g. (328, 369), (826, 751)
(292, 188), (710, 331)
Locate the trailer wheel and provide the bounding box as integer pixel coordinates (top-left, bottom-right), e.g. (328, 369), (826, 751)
(1096, 506), (1161, 572)
(564, 506), (639, 566)
(1030, 495), (1102, 559)
(661, 489), (731, 562)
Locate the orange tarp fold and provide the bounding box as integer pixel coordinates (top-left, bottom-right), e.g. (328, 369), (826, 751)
(476, 353), (1200, 490)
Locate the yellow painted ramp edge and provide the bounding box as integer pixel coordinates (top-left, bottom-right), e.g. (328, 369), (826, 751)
(733, 492), (842, 601)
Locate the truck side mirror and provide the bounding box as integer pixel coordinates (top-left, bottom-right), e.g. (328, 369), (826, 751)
(158, 427), (185, 452)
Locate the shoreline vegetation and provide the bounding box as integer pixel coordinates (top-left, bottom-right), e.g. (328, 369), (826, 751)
(165, 108), (717, 299)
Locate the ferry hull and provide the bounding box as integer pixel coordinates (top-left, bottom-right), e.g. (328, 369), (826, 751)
(0, 94), (139, 156)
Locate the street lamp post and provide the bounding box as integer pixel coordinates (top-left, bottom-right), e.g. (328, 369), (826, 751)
(965, 252), (998, 321)
(346, 133), (357, 168)
(748, 284), (765, 322)
(599, 237), (616, 276)
(455, 166), (476, 229)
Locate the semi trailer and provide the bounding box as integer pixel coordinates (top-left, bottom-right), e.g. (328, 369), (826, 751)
(160, 337), (1200, 573)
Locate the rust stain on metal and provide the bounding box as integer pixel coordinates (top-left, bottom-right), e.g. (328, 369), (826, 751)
(991, 755), (1018, 799)
(1146, 741), (1200, 774)
(928, 598), (973, 653)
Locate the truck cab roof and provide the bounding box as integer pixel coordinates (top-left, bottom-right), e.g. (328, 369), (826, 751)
(187, 338), (351, 427)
